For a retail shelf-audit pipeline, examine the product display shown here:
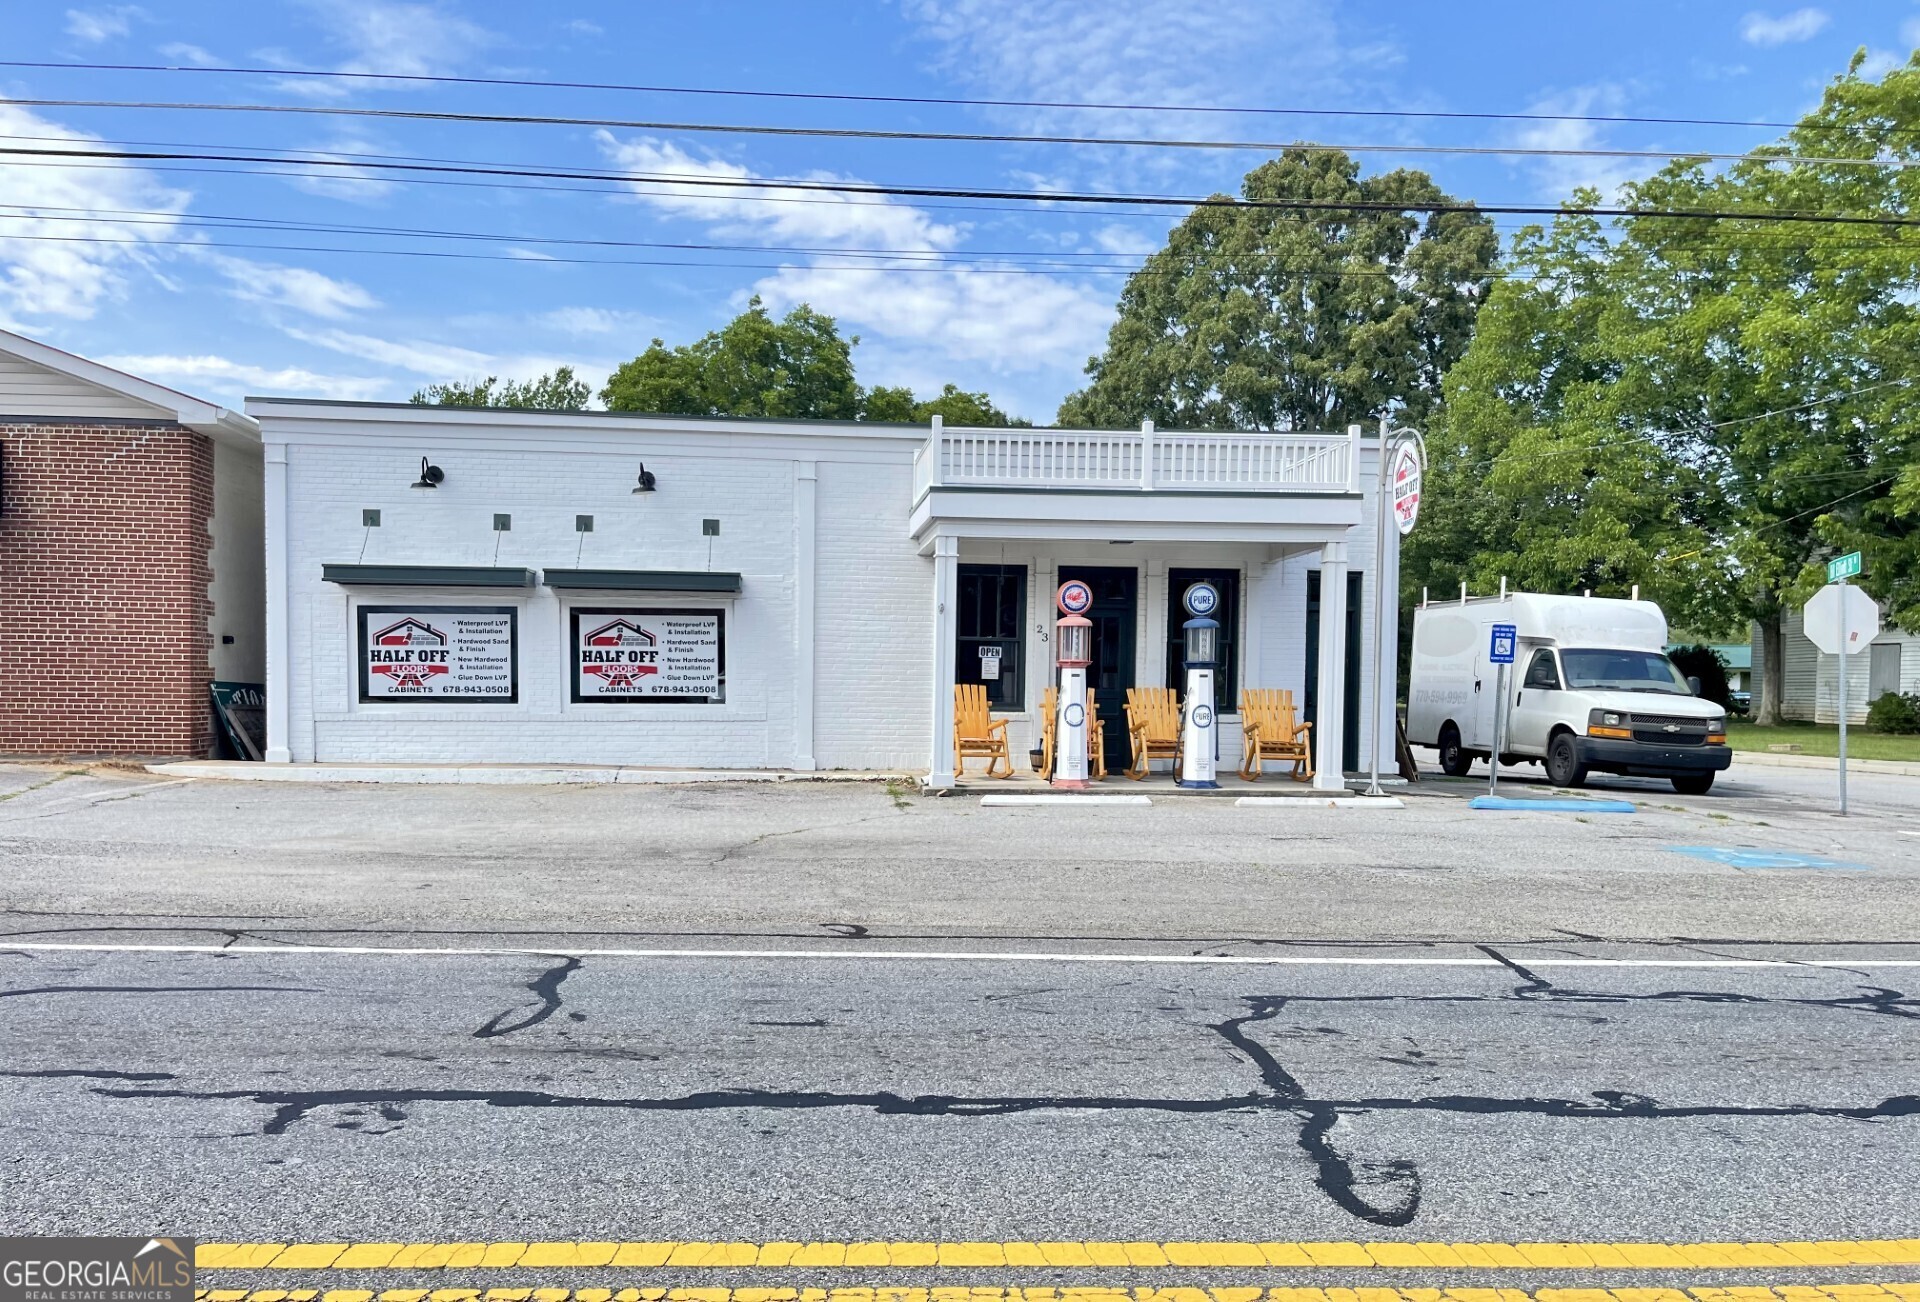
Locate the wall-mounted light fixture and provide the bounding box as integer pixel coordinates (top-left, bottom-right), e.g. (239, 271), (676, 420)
(632, 461), (657, 494)
(411, 456), (445, 489)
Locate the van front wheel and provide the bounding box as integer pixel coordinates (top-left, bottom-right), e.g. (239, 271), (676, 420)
(1545, 733), (1588, 788)
(1671, 773), (1715, 795)
(1438, 724), (1473, 777)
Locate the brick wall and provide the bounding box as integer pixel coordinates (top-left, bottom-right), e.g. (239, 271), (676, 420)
(0, 420), (216, 756)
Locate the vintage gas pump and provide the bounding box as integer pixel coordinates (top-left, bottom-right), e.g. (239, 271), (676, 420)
(1177, 581), (1221, 789)
(1052, 579), (1094, 790)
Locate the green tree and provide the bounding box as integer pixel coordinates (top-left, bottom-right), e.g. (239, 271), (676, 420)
(601, 297), (859, 419)
(410, 366), (590, 410)
(1413, 52), (1920, 725)
(603, 298), (1030, 425)
(1057, 147), (1497, 430)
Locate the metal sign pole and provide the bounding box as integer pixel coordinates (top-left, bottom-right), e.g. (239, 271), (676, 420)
(1365, 418), (1391, 798)
(1488, 661), (1505, 796)
(1838, 580), (1849, 817)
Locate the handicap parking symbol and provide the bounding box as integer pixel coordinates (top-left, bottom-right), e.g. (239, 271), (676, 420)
(1667, 845), (1869, 871)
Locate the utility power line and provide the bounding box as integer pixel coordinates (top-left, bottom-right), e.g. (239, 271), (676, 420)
(5, 144), (1915, 228)
(0, 60), (1863, 137)
(5, 96), (1914, 170)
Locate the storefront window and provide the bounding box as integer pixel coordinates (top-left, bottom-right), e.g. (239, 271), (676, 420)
(957, 564), (1026, 710)
(1164, 568), (1238, 709)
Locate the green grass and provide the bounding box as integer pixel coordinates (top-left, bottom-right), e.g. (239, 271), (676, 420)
(1726, 718), (1920, 762)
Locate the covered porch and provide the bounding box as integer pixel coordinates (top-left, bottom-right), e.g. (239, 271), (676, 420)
(912, 419), (1398, 791)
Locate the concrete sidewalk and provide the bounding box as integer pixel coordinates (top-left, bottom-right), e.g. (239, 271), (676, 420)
(147, 760), (911, 785)
(1729, 751), (1920, 777)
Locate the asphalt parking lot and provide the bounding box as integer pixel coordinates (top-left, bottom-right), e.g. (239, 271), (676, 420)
(1, 754), (1914, 949)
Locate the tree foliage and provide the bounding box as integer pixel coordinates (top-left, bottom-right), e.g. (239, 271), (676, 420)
(601, 298), (861, 419)
(601, 298), (1026, 426)
(1409, 53), (1920, 723)
(410, 366), (590, 410)
(1058, 147), (1498, 430)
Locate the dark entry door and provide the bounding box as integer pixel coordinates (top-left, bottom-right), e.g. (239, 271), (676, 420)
(1058, 566), (1136, 774)
(1304, 569), (1364, 774)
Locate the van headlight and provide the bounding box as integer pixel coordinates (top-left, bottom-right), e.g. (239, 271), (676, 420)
(1707, 716), (1727, 744)
(1588, 708), (1632, 740)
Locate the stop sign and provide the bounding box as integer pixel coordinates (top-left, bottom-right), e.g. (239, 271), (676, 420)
(1802, 584), (1881, 656)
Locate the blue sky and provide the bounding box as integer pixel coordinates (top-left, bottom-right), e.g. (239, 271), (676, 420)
(2, 1), (1916, 422)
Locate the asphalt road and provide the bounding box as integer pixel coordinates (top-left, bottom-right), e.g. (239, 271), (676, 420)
(2, 761), (1917, 1295)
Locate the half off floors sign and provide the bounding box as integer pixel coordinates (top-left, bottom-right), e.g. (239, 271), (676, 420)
(359, 606), (517, 703)
(572, 608), (725, 703)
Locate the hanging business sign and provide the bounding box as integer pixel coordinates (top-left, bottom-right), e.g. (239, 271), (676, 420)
(1390, 441), (1423, 535)
(359, 606), (517, 702)
(571, 607), (725, 703)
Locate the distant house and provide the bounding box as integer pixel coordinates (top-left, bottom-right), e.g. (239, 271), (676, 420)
(0, 330), (262, 756)
(1669, 641), (1752, 694)
(1751, 599), (1918, 724)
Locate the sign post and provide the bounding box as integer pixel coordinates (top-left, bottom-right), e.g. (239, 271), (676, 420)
(1363, 417), (1425, 798)
(1803, 571), (1880, 817)
(1487, 622), (1517, 796)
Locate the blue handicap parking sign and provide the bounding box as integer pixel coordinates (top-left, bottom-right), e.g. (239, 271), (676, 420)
(1489, 623), (1517, 664)
(1667, 845), (1869, 871)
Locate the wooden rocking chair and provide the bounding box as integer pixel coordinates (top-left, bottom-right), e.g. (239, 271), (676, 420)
(1038, 683), (1106, 779)
(1239, 688), (1314, 782)
(1124, 686), (1182, 780)
(954, 682), (1012, 778)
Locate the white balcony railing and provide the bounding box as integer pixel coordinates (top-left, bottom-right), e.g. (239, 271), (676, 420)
(914, 418), (1358, 495)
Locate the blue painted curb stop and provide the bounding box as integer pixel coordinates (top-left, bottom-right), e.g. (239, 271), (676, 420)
(1469, 795), (1636, 813)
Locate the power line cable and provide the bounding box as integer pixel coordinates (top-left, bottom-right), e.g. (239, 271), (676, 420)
(0, 59), (1875, 137)
(5, 95), (1914, 170)
(5, 144), (1915, 228)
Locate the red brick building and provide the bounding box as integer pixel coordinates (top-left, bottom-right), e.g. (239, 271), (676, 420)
(0, 330), (262, 757)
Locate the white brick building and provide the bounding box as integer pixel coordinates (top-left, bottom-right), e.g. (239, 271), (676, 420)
(252, 400), (1404, 785)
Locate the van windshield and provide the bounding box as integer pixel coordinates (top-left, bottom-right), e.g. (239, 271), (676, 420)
(1559, 648), (1692, 695)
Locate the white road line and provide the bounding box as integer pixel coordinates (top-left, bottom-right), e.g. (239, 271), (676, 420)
(4, 941), (1919, 967)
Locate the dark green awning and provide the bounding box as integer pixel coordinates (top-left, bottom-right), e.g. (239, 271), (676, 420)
(542, 569), (742, 593)
(321, 564), (536, 588)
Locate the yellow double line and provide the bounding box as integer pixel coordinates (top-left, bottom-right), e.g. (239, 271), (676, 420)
(191, 1286), (1920, 1302)
(194, 1243), (1920, 1272)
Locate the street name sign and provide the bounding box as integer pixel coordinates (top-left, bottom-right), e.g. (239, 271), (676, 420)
(1826, 551), (1863, 583)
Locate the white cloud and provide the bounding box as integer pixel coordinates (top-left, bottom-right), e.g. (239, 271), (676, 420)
(1739, 8), (1829, 46)
(537, 307), (650, 337)
(268, 0), (497, 98)
(282, 134), (399, 203)
(284, 326), (595, 390)
(199, 252), (379, 320)
(593, 132), (1111, 378)
(596, 133), (963, 251)
(64, 6), (142, 42)
(565, 18), (603, 36)
(1506, 84), (1644, 202)
(157, 41), (220, 65)
(96, 353), (391, 400)
(0, 104), (190, 324)
(899, 0), (1393, 194)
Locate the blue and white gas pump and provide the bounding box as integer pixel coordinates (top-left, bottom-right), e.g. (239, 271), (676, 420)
(1177, 581), (1221, 789)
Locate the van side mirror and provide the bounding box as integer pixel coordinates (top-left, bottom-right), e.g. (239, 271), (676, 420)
(1686, 675), (1703, 696)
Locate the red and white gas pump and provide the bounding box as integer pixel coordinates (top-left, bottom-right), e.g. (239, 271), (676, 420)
(1052, 580), (1093, 790)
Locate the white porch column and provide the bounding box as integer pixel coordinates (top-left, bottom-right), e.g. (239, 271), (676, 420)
(927, 534), (960, 787)
(263, 442), (292, 764)
(1313, 540), (1349, 791)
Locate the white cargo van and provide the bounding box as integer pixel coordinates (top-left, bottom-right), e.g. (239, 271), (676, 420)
(1406, 593), (1732, 794)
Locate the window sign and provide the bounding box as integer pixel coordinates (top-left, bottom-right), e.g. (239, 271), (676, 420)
(359, 606), (517, 703)
(571, 607), (725, 703)
(979, 645), (1003, 680)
